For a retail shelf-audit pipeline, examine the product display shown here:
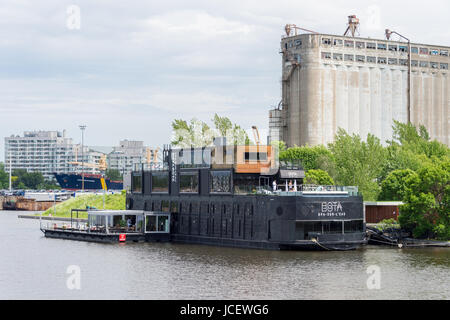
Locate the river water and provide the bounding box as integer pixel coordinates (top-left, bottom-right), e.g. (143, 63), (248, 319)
(0, 211), (448, 300)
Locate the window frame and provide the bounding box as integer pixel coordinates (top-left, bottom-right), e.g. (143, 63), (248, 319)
(210, 170), (232, 194)
(151, 171), (170, 194)
(179, 171), (199, 194)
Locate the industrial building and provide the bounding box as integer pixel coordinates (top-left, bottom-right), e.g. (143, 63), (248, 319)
(270, 16), (449, 147)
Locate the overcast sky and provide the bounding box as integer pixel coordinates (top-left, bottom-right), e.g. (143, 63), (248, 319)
(1, 0), (449, 161)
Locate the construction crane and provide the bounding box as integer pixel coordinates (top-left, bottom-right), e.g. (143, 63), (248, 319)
(251, 126), (261, 146)
(68, 154), (108, 171)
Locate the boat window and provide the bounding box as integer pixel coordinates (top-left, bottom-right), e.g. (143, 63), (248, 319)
(151, 171), (169, 193)
(322, 221), (343, 234)
(145, 215), (170, 233)
(136, 215), (144, 232)
(244, 152), (267, 162)
(210, 171), (231, 193)
(146, 216), (157, 232)
(152, 201), (161, 211)
(161, 200), (170, 212)
(170, 201), (178, 213)
(131, 174), (142, 193)
(158, 216), (169, 232)
(233, 175), (259, 194)
(303, 222), (322, 239)
(180, 171), (199, 193)
(344, 220), (363, 233)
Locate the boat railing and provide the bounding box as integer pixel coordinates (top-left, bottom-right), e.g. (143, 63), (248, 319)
(41, 220), (89, 232)
(234, 184), (359, 196)
(41, 220), (143, 234)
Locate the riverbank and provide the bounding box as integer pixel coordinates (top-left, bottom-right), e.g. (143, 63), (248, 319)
(39, 193), (125, 219)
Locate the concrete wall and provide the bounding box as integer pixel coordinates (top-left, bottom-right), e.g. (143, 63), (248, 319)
(279, 33), (450, 147)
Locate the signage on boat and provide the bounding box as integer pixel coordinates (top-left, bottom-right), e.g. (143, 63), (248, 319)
(298, 199), (363, 220)
(279, 169), (305, 179)
(119, 234), (126, 242)
(318, 201), (346, 217)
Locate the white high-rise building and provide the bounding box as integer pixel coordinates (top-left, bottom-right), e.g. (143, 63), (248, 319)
(107, 140), (157, 176)
(4, 131), (104, 180)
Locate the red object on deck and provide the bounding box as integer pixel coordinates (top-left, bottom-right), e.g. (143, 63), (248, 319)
(119, 234), (126, 242)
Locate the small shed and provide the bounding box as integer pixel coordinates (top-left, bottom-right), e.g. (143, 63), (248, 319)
(364, 202), (403, 223)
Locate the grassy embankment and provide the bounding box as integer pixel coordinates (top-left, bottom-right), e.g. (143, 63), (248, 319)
(41, 193), (126, 219)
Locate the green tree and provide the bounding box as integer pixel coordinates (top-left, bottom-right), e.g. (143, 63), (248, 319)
(105, 169), (123, 181)
(381, 121), (449, 181)
(399, 158), (450, 240)
(11, 169), (47, 189)
(279, 145), (333, 172)
(171, 114), (250, 147)
(171, 118), (213, 147)
(328, 129), (387, 201)
(212, 114), (250, 145)
(21, 172), (44, 189)
(0, 163), (9, 189)
(379, 169), (417, 201)
(304, 169), (334, 185)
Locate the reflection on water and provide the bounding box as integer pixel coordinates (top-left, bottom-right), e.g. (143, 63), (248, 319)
(0, 211), (449, 299)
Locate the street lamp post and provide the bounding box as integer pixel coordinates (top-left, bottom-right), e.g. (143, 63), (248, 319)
(8, 149), (12, 192)
(385, 29), (411, 124)
(79, 125), (87, 191)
